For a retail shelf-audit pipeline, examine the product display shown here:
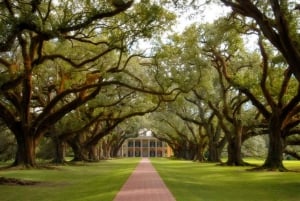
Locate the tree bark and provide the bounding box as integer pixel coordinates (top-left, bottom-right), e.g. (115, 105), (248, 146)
(52, 138), (66, 164)
(101, 141), (112, 159)
(226, 125), (246, 166)
(226, 139), (244, 166)
(68, 140), (87, 161)
(88, 144), (99, 161)
(194, 145), (205, 162)
(261, 114), (286, 171)
(13, 133), (36, 167)
(207, 141), (221, 162)
(207, 126), (224, 162)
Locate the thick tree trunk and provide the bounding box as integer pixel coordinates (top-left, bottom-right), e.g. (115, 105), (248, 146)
(103, 146), (112, 159)
(184, 149), (192, 160)
(191, 147), (198, 161)
(111, 139), (126, 157)
(226, 127), (245, 166)
(194, 145), (205, 162)
(184, 141), (193, 160)
(13, 134), (36, 167)
(207, 139), (222, 162)
(226, 140), (244, 166)
(88, 144), (99, 161)
(52, 138), (66, 164)
(207, 126), (224, 162)
(207, 144), (220, 162)
(261, 115), (286, 171)
(68, 141), (87, 161)
(101, 141), (108, 159)
(111, 145), (121, 157)
(174, 148), (185, 159)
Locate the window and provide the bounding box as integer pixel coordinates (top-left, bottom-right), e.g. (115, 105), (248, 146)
(128, 151), (133, 157)
(135, 150), (140, 157)
(150, 150), (155, 157)
(135, 141), (141, 147)
(150, 141), (156, 147)
(157, 141), (162, 147)
(128, 141), (134, 147)
(142, 140), (148, 147)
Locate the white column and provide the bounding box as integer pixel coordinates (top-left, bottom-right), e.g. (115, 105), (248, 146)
(133, 139), (135, 157)
(155, 139), (158, 157)
(147, 139), (150, 157)
(140, 139), (142, 157)
(162, 142), (165, 157)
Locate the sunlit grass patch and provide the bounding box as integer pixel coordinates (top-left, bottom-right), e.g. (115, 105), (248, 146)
(152, 158), (300, 201)
(0, 158), (140, 201)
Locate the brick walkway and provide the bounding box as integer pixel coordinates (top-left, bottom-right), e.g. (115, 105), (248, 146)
(113, 158), (176, 201)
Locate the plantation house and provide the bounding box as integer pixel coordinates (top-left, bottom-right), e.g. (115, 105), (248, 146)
(119, 132), (173, 157)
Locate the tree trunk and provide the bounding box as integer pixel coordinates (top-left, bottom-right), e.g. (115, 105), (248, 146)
(101, 141), (108, 159)
(52, 138), (66, 164)
(207, 139), (221, 162)
(13, 133), (36, 167)
(194, 145), (205, 162)
(174, 148), (185, 159)
(207, 146), (218, 162)
(111, 139), (126, 157)
(261, 115), (286, 171)
(101, 140), (113, 159)
(207, 126), (224, 162)
(226, 134), (245, 166)
(111, 145), (121, 157)
(226, 140), (243, 166)
(68, 140), (87, 161)
(103, 146), (112, 159)
(190, 145), (198, 161)
(88, 144), (99, 161)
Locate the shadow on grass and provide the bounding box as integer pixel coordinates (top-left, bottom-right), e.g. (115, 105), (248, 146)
(0, 176), (41, 186)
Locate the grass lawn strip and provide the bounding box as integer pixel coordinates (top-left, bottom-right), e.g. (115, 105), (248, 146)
(0, 158), (139, 201)
(152, 158), (300, 201)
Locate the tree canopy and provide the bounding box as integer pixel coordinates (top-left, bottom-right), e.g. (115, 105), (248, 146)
(0, 0), (300, 171)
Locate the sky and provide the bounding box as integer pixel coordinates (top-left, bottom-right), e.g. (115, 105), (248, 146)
(133, 2), (230, 54)
(174, 2), (230, 30)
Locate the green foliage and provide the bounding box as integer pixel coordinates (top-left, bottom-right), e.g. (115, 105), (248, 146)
(36, 137), (55, 160)
(155, 26), (209, 92)
(242, 136), (267, 158)
(0, 128), (16, 162)
(0, 0), (181, 166)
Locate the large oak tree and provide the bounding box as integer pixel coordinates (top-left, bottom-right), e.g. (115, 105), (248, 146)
(218, 0), (300, 80)
(0, 0), (175, 167)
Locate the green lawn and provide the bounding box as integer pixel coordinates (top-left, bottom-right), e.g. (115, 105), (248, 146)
(151, 158), (300, 201)
(1, 158), (300, 201)
(0, 159), (139, 201)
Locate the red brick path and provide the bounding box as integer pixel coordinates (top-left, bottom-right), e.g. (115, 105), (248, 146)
(113, 158), (176, 201)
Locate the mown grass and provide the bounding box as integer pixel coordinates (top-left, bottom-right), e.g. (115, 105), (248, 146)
(152, 158), (300, 201)
(0, 158), (139, 201)
(2, 158), (300, 201)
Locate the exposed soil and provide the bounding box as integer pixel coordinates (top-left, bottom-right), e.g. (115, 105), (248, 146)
(0, 177), (40, 185)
